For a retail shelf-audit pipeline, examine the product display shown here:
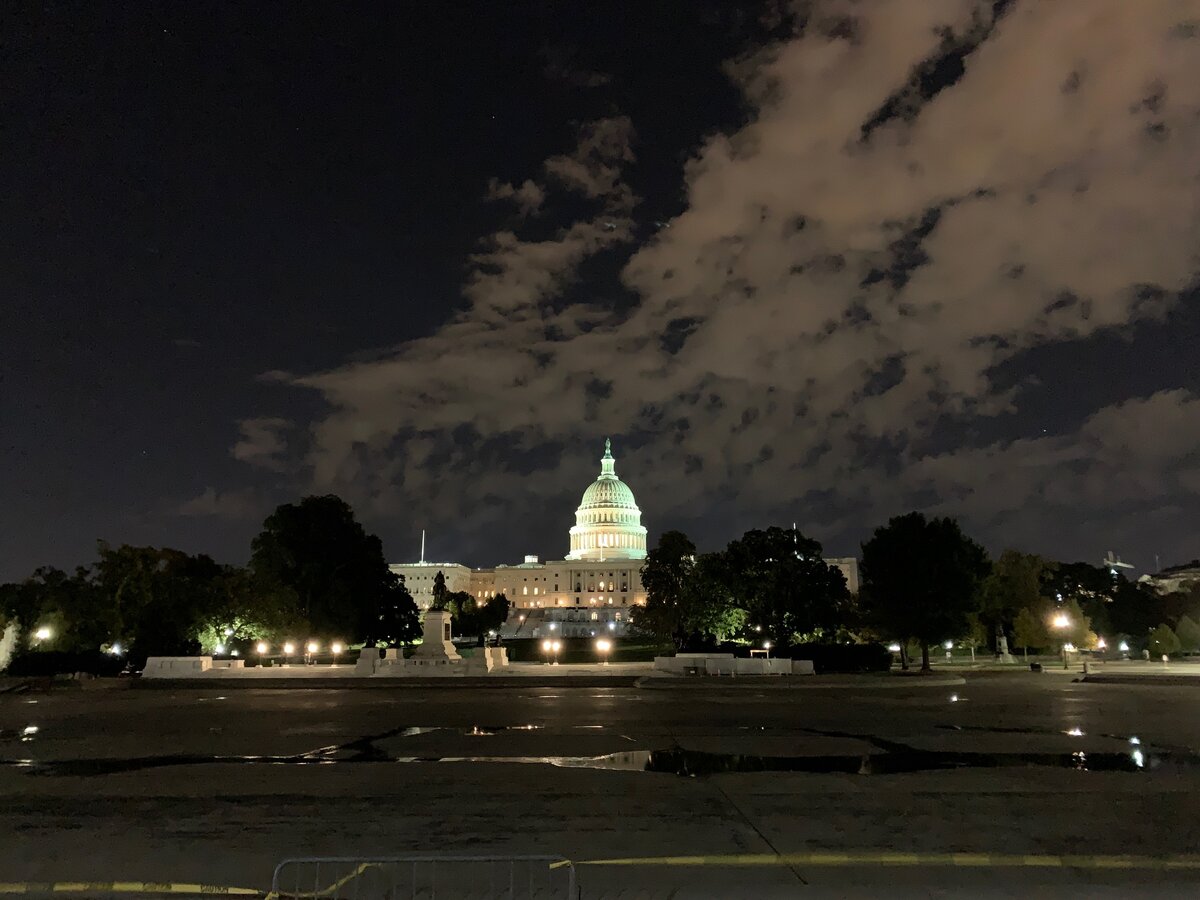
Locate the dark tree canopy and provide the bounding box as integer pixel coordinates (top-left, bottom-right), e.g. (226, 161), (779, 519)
(640, 531), (703, 650)
(250, 495), (417, 641)
(722, 527), (849, 649)
(860, 512), (990, 671)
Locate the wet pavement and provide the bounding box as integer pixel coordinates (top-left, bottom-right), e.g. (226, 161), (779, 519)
(3, 673), (1200, 896)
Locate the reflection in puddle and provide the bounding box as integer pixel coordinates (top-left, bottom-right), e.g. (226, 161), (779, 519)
(3, 745), (1183, 778)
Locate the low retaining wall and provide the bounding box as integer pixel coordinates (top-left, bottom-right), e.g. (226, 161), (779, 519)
(142, 656), (213, 678)
(653, 654), (813, 676)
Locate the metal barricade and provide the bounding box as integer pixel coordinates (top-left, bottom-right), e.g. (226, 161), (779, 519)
(269, 856), (578, 899)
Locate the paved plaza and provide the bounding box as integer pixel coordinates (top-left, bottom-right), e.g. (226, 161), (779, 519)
(3, 672), (1200, 897)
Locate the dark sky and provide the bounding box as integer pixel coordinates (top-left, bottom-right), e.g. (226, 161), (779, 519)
(3, 1), (1198, 581)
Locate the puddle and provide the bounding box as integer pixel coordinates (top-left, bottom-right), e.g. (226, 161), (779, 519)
(3, 744), (1188, 778)
(0, 727), (39, 743)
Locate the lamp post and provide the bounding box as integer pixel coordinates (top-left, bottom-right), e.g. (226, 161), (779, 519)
(1052, 613), (1071, 669)
(596, 637), (612, 665)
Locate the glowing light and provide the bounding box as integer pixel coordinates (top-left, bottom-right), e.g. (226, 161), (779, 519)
(1063, 643), (1076, 652)
(1129, 736), (1141, 745)
(887, 643), (901, 653)
(549, 622), (557, 631)
(283, 642), (295, 655)
(34, 627), (52, 641)
(109, 643), (122, 656)
(223, 628), (234, 637)
(950, 694), (959, 702)
(943, 640), (954, 650)
(1132, 749), (1145, 768)
(231, 650), (239, 657)
(1119, 641), (1130, 652)
(256, 642), (269, 655)
(1052, 613), (1070, 630)
(608, 622), (616, 631)
(214, 644), (226, 655)
(331, 642), (344, 655)
(596, 638), (612, 653)
(542, 640), (552, 652)
(763, 641), (772, 650)
(552, 640), (562, 652)
(22, 726), (38, 736)
(1097, 638), (1107, 650)
(306, 641), (319, 654)
(1066, 727), (1084, 737)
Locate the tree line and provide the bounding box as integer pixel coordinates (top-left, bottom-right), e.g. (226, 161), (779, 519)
(639, 512), (1200, 671)
(0, 495), (425, 666)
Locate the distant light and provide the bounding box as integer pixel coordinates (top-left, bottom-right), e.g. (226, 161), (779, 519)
(223, 628), (234, 637)
(888, 643), (901, 652)
(1052, 613), (1070, 629)
(763, 641), (772, 650)
(109, 643), (123, 656)
(34, 626), (52, 641)
(1063, 643), (1076, 652)
(1097, 638), (1107, 650)
(950, 694), (959, 702)
(1066, 727), (1084, 737)
(943, 640), (953, 650)
(1129, 736), (1141, 745)
(596, 638), (612, 653)
(231, 650), (239, 657)
(549, 622), (557, 630)
(331, 642), (344, 655)
(22, 726), (38, 736)
(306, 641), (319, 654)
(608, 622), (616, 631)
(754, 625), (762, 633)
(552, 640), (562, 652)
(283, 642), (295, 655)
(1131, 749), (1145, 768)
(214, 644), (226, 655)
(542, 640), (552, 652)
(1118, 641), (1130, 652)
(256, 642), (269, 655)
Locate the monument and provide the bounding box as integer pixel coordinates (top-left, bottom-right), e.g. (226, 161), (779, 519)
(408, 609), (461, 666)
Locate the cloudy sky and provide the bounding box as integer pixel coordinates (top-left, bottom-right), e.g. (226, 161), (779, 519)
(4, 1), (1198, 580)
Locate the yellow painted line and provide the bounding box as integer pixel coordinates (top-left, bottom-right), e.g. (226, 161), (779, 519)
(570, 852), (1200, 870)
(0, 884), (260, 896)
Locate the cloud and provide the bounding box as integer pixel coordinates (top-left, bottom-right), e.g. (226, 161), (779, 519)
(485, 178), (545, 218)
(260, 1), (1200, 557)
(178, 487), (262, 520)
(231, 418), (293, 472)
(540, 46), (613, 88)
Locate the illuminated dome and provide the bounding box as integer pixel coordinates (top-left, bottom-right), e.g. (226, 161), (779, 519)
(567, 439), (648, 561)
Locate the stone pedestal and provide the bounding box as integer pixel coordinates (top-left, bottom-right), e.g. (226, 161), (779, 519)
(355, 647), (381, 675)
(996, 633), (1015, 665)
(412, 610), (461, 662)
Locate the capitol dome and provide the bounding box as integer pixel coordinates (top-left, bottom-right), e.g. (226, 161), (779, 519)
(567, 438), (648, 561)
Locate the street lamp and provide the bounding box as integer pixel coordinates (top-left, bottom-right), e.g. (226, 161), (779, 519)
(306, 641), (319, 665)
(256, 641), (269, 656)
(763, 640), (772, 658)
(33, 626), (52, 643)
(596, 637), (612, 665)
(282, 641), (295, 665)
(331, 641), (344, 664)
(551, 639), (561, 665)
(1052, 613), (1071, 669)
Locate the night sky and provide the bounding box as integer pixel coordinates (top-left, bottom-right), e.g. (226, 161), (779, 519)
(4, 1), (1198, 582)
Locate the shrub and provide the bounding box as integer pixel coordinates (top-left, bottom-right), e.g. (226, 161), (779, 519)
(788, 642), (892, 674)
(6, 650), (126, 678)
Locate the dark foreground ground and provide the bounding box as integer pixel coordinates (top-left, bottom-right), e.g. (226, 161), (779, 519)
(3, 673), (1200, 898)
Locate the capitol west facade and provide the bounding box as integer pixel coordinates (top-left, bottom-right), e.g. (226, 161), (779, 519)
(390, 440), (858, 639)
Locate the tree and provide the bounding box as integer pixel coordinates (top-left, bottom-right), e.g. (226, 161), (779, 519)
(859, 512), (990, 672)
(723, 527), (849, 650)
(250, 495), (416, 641)
(979, 550), (1051, 649)
(1148, 623), (1181, 657)
(1013, 606), (1048, 657)
(1175, 614), (1200, 652)
(640, 531), (702, 649)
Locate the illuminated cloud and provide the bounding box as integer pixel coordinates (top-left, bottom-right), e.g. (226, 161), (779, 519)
(254, 1), (1200, 558)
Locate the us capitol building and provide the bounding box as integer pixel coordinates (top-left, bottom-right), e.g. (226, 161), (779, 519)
(390, 439), (858, 639)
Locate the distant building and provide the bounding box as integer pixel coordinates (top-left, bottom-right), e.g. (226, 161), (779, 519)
(390, 439), (859, 638)
(1139, 560), (1200, 595)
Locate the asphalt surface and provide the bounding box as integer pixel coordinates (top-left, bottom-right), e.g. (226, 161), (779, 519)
(3, 673), (1200, 898)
